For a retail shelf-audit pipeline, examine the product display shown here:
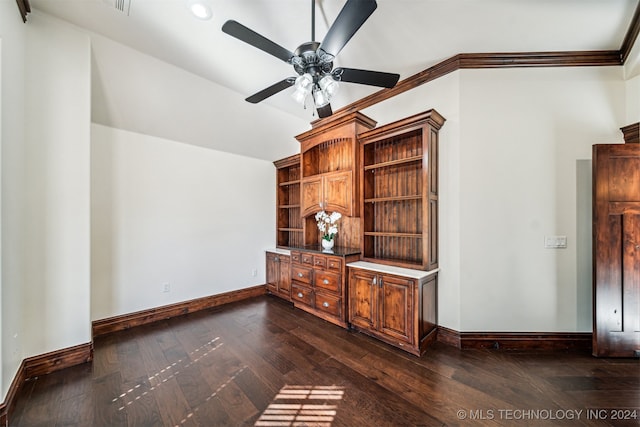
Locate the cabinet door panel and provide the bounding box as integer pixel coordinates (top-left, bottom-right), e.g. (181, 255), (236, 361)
(266, 253), (278, 293)
(278, 256), (291, 298)
(379, 275), (414, 345)
(324, 171), (352, 215)
(349, 269), (377, 330)
(301, 177), (322, 217)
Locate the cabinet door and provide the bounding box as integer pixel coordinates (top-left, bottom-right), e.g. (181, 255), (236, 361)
(349, 269), (377, 330)
(593, 144), (640, 357)
(266, 252), (278, 293)
(323, 171), (352, 215)
(379, 274), (414, 346)
(278, 255), (291, 298)
(301, 176), (322, 217)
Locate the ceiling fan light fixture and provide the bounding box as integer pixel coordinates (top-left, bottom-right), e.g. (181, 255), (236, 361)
(313, 87), (330, 108)
(292, 74), (313, 105)
(319, 75), (339, 98)
(291, 87), (309, 105)
(294, 73), (313, 91)
(188, 0), (213, 20)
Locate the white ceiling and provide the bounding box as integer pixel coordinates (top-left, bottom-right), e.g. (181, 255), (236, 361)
(27, 0), (639, 157)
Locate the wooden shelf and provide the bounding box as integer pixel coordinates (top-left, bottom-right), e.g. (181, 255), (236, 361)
(279, 180), (300, 187)
(364, 232), (422, 238)
(278, 228), (303, 232)
(363, 155), (422, 171)
(364, 195), (421, 203)
(278, 204), (300, 209)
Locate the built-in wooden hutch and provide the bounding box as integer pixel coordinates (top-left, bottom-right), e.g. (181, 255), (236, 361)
(267, 109), (445, 356)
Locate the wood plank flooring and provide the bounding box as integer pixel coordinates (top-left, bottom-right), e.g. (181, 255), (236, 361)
(11, 295), (640, 426)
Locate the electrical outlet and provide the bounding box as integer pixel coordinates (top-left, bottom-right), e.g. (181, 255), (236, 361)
(252, 269), (258, 277)
(163, 283), (171, 293)
(544, 235), (567, 249)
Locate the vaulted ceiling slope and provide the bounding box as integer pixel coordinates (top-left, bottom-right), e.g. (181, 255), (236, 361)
(28, 0), (639, 158)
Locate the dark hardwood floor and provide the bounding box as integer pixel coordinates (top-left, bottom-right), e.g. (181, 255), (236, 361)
(11, 295), (640, 426)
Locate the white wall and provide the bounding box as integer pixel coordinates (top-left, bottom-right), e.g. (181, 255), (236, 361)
(0, 0), (26, 400)
(91, 124), (276, 319)
(365, 66), (625, 332)
(21, 12), (92, 356)
(624, 27), (640, 124)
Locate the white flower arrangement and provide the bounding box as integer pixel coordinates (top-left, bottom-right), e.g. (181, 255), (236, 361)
(315, 210), (342, 241)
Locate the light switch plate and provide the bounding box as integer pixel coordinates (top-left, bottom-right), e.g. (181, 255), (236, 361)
(545, 235), (567, 249)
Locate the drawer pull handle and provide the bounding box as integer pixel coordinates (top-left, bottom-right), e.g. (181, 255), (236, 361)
(298, 273), (303, 277)
(297, 292), (304, 298)
(322, 302), (330, 308)
(323, 279), (329, 285)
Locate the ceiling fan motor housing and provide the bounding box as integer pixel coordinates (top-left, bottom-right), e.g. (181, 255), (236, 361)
(292, 42), (334, 81)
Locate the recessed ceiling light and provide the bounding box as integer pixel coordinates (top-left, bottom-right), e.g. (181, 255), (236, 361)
(188, 0), (212, 20)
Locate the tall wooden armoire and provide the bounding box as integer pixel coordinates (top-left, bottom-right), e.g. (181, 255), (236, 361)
(592, 123), (640, 357)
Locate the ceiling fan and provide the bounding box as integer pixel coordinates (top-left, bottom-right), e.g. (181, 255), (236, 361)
(222, 0), (400, 119)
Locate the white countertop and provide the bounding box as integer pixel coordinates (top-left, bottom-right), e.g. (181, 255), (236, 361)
(347, 261), (438, 280)
(266, 248), (291, 255)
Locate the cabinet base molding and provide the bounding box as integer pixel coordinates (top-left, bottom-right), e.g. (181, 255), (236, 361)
(437, 327), (592, 351)
(92, 284), (267, 337)
(1, 342), (93, 426)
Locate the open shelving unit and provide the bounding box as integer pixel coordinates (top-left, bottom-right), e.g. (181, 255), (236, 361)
(358, 110), (445, 270)
(274, 154), (303, 248)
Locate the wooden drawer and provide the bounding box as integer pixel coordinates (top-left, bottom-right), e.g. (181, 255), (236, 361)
(327, 257), (342, 272)
(301, 253), (313, 265)
(312, 255), (327, 269)
(290, 251), (301, 264)
(314, 270), (341, 294)
(292, 283), (313, 307)
(292, 265), (312, 285)
(314, 292), (341, 318)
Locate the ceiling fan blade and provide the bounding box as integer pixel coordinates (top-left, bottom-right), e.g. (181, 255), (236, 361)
(317, 103), (333, 119)
(333, 67), (400, 88)
(245, 78), (295, 103)
(318, 0), (377, 58)
(222, 20), (295, 63)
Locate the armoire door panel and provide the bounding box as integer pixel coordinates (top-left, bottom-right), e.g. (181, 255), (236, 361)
(593, 143), (640, 357)
(622, 214), (640, 334)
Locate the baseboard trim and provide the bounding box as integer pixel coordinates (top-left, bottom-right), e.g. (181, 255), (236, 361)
(24, 342), (94, 379)
(0, 359), (24, 427)
(92, 284), (267, 337)
(1, 342), (93, 427)
(438, 327), (592, 351)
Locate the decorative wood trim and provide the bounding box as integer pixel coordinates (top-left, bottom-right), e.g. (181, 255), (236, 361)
(24, 342), (93, 379)
(621, 1), (640, 63)
(621, 122), (640, 144)
(437, 327), (592, 351)
(436, 326), (461, 348)
(273, 153), (301, 169)
(305, 111), (377, 141)
(92, 284), (267, 337)
(326, 50), (622, 124)
(15, 0), (30, 23)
